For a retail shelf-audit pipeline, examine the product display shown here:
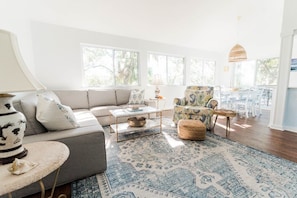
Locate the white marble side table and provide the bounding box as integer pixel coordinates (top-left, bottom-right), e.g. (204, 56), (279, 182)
(0, 141), (69, 198)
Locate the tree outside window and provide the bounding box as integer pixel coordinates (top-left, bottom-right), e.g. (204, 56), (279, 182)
(148, 53), (185, 85)
(82, 45), (139, 87)
(233, 60), (256, 88)
(190, 58), (215, 85)
(256, 58), (279, 86)
(232, 58), (279, 88)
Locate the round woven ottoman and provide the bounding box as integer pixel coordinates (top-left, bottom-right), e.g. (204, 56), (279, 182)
(177, 119), (206, 140)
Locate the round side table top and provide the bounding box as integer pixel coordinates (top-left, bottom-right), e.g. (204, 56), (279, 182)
(214, 109), (237, 117)
(0, 141), (69, 196)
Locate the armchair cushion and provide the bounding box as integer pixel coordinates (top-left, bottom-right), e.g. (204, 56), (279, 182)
(184, 86), (213, 106)
(174, 106), (213, 115)
(173, 97), (187, 106)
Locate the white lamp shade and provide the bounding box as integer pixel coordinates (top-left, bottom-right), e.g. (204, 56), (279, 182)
(0, 29), (45, 93)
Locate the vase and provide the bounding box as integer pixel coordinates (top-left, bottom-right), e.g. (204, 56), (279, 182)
(0, 94), (27, 164)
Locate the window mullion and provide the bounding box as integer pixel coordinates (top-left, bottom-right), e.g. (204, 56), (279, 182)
(113, 49), (116, 86)
(166, 56), (168, 85)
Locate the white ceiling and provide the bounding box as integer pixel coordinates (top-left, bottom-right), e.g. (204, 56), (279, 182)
(7, 0), (285, 59)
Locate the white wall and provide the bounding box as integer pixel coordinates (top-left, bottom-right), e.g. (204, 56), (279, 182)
(0, 1), (282, 110)
(31, 21), (224, 109)
(0, 1), (36, 74)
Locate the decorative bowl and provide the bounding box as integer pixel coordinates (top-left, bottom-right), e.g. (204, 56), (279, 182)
(128, 105), (140, 111)
(131, 106), (140, 110)
(127, 117), (146, 127)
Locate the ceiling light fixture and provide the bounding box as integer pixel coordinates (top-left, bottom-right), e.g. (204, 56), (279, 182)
(228, 16), (247, 62)
(228, 44), (247, 62)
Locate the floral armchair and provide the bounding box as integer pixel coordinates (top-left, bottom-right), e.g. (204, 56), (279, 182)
(173, 86), (218, 130)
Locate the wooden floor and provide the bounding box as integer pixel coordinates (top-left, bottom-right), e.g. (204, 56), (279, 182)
(26, 109), (297, 197)
(213, 109), (297, 163)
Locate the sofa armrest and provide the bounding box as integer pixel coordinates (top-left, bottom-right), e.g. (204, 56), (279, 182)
(173, 97), (187, 106)
(207, 99), (218, 109)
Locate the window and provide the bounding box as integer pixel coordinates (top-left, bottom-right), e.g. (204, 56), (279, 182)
(147, 53), (185, 85)
(82, 45), (139, 87)
(232, 58), (279, 88)
(233, 60), (256, 88)
(255, 58), (279, 86)
(190, 58), (215, 85)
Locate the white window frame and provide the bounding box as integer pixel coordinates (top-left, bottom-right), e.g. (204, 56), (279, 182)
(147, 52), (185, 86)
(81, 44), (140, 87)
(232, 57), (279, 88)
(189, 57), (216, 86)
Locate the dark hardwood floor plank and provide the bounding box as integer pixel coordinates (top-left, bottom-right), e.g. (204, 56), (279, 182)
(213, 109), (297, 163)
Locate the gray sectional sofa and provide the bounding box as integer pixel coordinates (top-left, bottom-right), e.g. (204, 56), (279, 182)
(8, 88), (143, 197)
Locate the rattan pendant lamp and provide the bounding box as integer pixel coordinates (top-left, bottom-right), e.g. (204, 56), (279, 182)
(228, 16), (247, 62)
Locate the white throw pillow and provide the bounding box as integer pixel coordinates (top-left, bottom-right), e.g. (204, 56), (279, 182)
(128, 89), (145, 104)
(36, 95), (79, 131)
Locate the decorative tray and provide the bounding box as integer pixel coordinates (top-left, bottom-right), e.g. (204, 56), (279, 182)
(126, 107), (143, 112)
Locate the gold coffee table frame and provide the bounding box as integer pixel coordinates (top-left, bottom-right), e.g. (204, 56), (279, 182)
(109, 106), (162, 142)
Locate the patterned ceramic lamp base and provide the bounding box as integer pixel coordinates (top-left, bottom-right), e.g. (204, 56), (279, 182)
(0, 148), (28, 165)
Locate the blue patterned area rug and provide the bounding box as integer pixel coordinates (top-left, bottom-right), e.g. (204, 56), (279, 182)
(72, 120), (297, 198)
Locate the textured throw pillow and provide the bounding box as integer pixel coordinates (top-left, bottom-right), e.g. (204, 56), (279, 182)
(36, 95), (79, 131)
(128, 89), (145, 104)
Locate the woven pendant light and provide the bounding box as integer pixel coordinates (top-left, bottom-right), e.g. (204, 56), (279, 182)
(228, 15), (247, 62)
(228, 44), (247, 62)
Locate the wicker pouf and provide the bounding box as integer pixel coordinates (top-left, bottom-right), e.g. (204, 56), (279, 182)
(178, 119), (206, 140)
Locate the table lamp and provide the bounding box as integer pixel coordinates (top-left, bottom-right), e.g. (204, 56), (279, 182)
(152, 74), (163, 98)
(0, 29), (45, 164)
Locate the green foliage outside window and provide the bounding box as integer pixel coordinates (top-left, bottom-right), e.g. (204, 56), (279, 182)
(82, 46), (139, 87)
(190, 58), (215, 85)
(233, 57), (279, 88)
(256, 58), (279, 86)
(147, 53), (185, 86)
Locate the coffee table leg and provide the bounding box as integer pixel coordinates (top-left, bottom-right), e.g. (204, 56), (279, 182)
(116, 117), (119, 142)
(109, 114), (112, 133)
(160, 111), (162, 132)
(226, 117), (230, 137)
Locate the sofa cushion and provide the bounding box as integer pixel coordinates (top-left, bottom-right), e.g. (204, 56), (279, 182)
(115, 89), (131, 105)
(90, 106), (119, 117)
(88, 89), (117, 107)
(36, 95), (79, 131)
(54, 90), (89, 109)
(128, 89), (145, 104)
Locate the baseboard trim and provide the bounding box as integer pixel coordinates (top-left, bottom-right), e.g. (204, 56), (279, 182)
(269, 124), (297, 133)
(268, 124), (284, 131)
(283, 126), (297, 133)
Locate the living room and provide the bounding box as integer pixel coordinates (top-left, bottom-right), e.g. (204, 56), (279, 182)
(1, 0), (297, 197)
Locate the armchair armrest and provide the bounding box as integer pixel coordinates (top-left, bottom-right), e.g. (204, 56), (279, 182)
(173, 97), (187, 106)
(207, 99), (218, 109)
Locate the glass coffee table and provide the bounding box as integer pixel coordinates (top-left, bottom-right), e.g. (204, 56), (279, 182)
(109, 106), (162, 142)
